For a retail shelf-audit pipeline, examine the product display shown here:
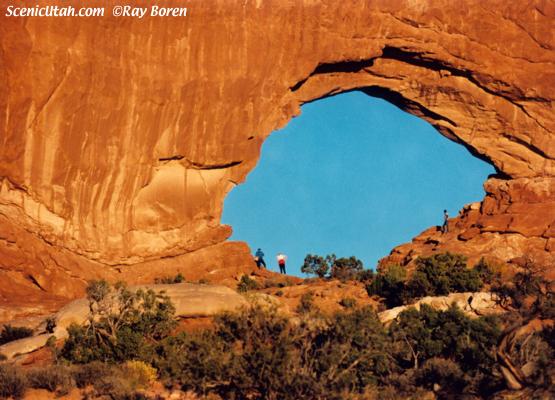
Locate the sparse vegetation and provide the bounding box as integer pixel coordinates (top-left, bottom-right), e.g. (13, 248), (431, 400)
(0, 364), (27, 399)
(339, 297), (357, 308)
(20, 254), (552, 399)
(122, 360), (157, 389)
(473, 257), (501, 285)
(0, 325), (33, 345)
(237, 275), (259, 293)
(72, 361), (115, 389)
(154, 272), (185, 284)
(26, 365), (73, 396)
(296, 291), (316, 314)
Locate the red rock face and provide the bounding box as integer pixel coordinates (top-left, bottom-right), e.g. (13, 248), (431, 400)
(0, 0), (553, 320)
(380, 177), (555, 270)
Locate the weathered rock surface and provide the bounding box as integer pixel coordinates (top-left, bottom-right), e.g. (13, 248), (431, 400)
(0, 283), (248, 359)
(380, 177), (555, 269)
(261, 279), (378, 315)
(0, 1), (554, 319)
(378, 292), (501, 325)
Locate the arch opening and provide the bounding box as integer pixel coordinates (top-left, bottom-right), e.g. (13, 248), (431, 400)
(222, 91), (495, 276)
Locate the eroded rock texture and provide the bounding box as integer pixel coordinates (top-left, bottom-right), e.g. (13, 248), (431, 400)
(0, 0), (554, 320)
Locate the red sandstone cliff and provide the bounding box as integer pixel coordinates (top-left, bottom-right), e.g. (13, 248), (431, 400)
(0, 0), (553, 320)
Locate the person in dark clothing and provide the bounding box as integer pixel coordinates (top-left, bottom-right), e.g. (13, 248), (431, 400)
(442, 209), (449, 234)
(254, 248), (266, 268)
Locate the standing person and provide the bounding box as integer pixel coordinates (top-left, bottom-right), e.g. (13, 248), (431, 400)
(442, 209), (449, 234)
(254, 248), (266, 268)
(276, 253), (287, 274)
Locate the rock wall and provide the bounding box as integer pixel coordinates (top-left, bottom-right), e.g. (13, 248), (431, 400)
(0, 0), (553, 320)
(381, 177), (555, 269)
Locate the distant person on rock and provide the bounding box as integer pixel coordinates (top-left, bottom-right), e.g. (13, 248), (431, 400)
(254, 248), (266, 268)
(277, 253), (287, 274)
(442, 209), (449, 234)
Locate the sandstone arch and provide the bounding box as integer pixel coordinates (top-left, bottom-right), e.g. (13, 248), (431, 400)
(0, 0), (553, 320)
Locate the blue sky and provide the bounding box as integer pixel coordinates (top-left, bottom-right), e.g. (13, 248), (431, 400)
(222, 91), (494, 276)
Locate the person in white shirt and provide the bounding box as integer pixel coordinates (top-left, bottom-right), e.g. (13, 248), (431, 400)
(276, 253), (287, 274)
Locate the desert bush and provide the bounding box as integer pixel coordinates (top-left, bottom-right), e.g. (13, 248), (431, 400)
(237, 275), (259, 293)
(339, 297), (357, 309)
(472, 258), (501, 285)
(154, 272), (185, 284)
(366, 264), (407, 308)
(389, 303), (500, 372)
(151, 330), (229, 393)
(296, 292), (315, 314)
(146, 297), (514, 399)
(0, 364), (27, 399)
(0, 325), (33, 345)
(407, 253), (483, 297)
(92, 371), (148, 400)
(301, 253), (366, 281)
(305, 307), (394, 388)
(415, 357), (466, 394)
(356, 269), (375, 282)
(45, 317), (56, 334)
(369, 254), (486, 308)
(62, 280), (176, 363)
(151, 305), (396, 399)
(72, 361), (115, 388)
(26, 365), (73, 395)
(492, 261), (553, 316)
(330, 255), (364, 281)
(301, 254), (330, 278)
(122, 360), (157, 390)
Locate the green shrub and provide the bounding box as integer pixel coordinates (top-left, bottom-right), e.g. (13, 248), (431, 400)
(146, 298), (511, 399)
(301, 253), (365, 281)
(0, 325), (33, 345)
(369, 254), (485, 308)
(275, 290), (284, 297)
(26, 365), (73, 395)
(389, 303), (501, 371)
(409, 253), (483, 297)
(301, 254), (330, 278)
(330, 255), (364, 281)
(366, 264), (407, 308)
(237, 275), (259, 293)
(62, 280), (176, 363)
(0, 364), (27, 399)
